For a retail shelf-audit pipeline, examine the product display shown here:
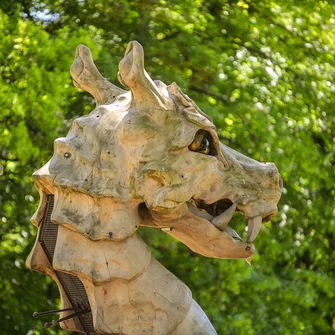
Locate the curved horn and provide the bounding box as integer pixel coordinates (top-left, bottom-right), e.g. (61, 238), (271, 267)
(118, 41), (172, 110)
(70, 44), (126, 105)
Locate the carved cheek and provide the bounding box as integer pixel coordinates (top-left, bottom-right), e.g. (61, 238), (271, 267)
(189, 163), (226, 201)
(119, 113), (158, 145)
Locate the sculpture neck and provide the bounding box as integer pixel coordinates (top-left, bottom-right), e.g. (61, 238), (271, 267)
(33, 187), (143, 241)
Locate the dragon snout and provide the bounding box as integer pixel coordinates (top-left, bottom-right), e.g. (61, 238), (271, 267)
(266, 162), (283, 191)
(236, 161), (282, 222)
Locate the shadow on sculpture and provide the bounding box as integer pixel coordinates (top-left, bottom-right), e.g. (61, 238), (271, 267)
(26, 41), (282, 335)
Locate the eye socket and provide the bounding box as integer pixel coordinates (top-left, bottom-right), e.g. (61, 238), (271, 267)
(188, 130), (216, 156)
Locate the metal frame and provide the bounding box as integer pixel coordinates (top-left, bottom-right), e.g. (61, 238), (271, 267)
(38, 194), (97, 334)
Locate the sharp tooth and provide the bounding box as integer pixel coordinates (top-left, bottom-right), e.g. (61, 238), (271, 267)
(223, 225), (242, 241)
(187, 202), (213, 220)
(247, 215), (262, 242)
(211, 203), (236, 229)
(245, 257), (252, 265)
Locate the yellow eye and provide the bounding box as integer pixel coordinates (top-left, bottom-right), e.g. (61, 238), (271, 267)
(188, 130), (215, 155)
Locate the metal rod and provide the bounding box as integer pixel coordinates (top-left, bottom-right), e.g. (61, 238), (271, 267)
(33, 307), (75, 318)
(44, 308), (90, 328)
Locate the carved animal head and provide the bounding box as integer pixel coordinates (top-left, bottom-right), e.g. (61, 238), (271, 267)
(33, 41), (282, 260)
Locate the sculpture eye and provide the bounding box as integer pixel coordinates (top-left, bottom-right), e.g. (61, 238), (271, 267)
(188, 130), (216, 155)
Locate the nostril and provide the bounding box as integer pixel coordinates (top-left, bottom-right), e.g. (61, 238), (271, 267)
(278, 176), (283, 189)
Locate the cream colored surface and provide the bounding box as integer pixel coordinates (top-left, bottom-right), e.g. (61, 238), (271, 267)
(27, 41), (282, 334)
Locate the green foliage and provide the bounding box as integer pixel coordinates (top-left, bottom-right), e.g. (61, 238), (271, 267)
(1, 1), (334, 334)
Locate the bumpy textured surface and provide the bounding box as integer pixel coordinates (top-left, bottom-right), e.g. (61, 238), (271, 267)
(26, 41), (282, 334)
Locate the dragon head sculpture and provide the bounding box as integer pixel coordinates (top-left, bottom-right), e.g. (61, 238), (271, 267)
(37, 41), (281, 255)
(27, 41), (282, 334)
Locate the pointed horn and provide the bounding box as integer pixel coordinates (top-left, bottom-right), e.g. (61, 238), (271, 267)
(118, 41), (172, 110)
(70, 44), (126, 105)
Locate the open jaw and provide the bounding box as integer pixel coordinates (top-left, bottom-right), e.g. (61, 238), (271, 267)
(187, 197), (272, 244)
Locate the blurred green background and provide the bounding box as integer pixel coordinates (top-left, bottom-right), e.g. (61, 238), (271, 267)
(0, 0), (335, 334)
